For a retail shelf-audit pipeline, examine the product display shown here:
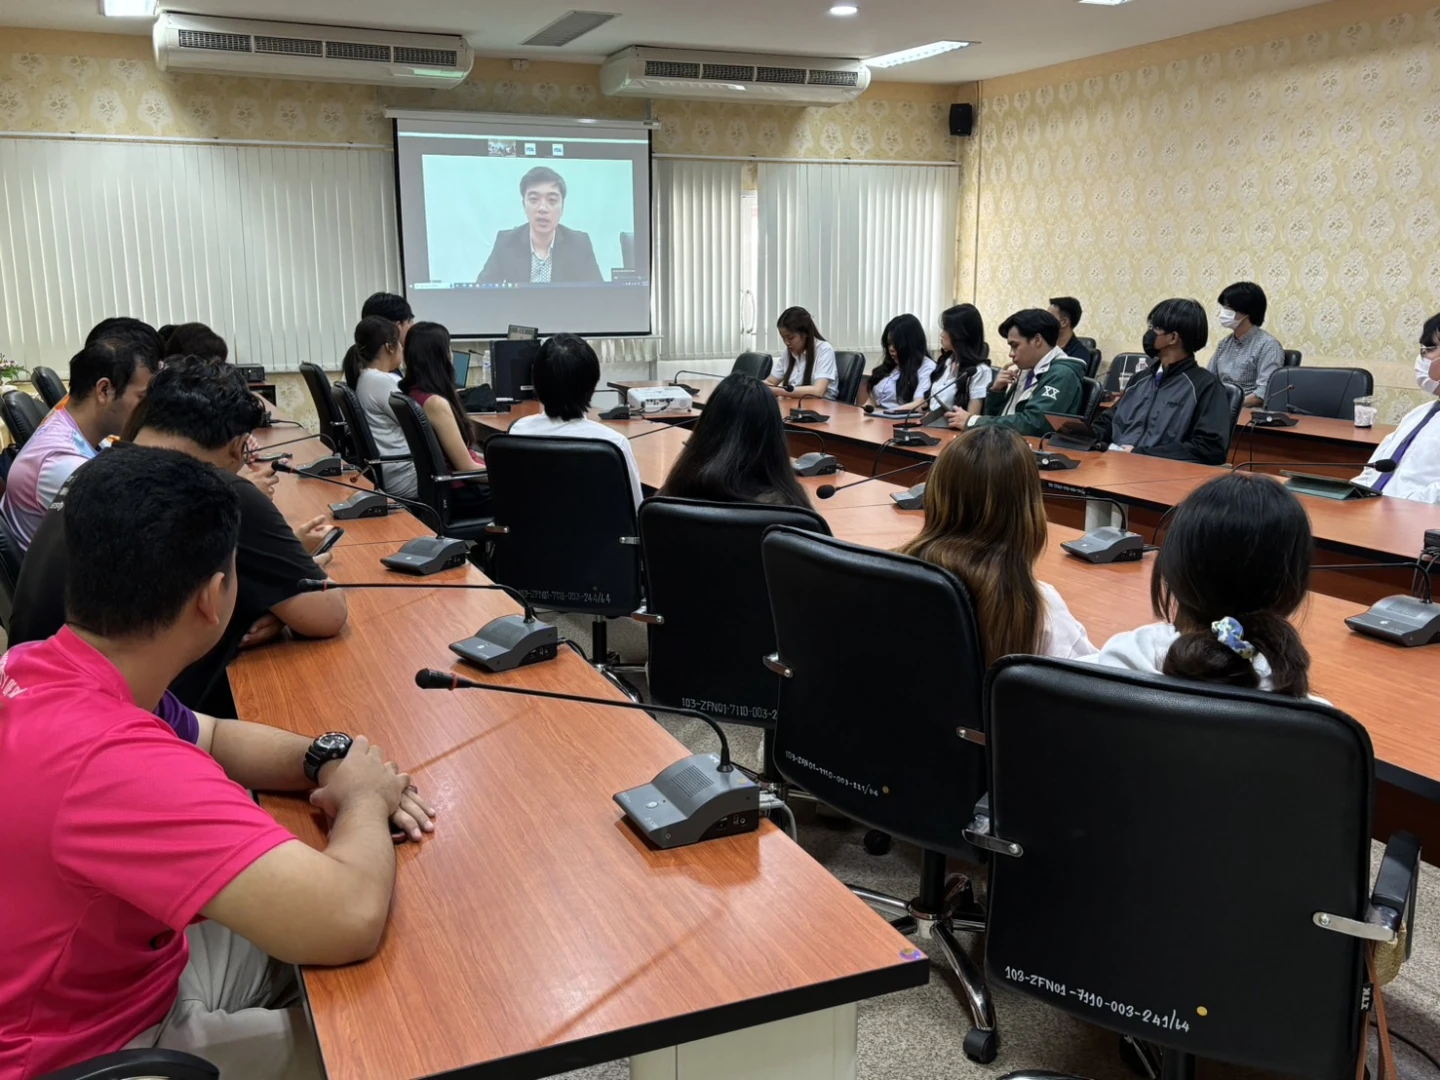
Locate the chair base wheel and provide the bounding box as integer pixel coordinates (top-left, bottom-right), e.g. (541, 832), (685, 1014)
(963, 1027), (997, 1064)
(863, 829), (892, 855)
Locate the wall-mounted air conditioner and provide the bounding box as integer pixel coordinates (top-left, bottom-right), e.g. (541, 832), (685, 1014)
(154, 12), (473, 89)
(601, 47), (870, 106)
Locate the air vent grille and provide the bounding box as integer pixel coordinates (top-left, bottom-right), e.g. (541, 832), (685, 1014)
(702, 63), (755, 82)
(325, 41), (391, 63)
(522, 10), (618, 47)
(755, 66), (806, 84)
(808, 68), (860, 86)
(394, 46), (459, 67)
(254, 36), (323, 57)
(644, 59), (701, 79)
(177, 29), (251, 53)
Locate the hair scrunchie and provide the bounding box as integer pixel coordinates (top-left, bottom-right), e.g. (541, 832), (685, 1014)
(1211, 616), (1256, 660)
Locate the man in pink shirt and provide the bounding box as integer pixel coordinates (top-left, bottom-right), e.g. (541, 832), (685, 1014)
(0, 446), (436, 1080)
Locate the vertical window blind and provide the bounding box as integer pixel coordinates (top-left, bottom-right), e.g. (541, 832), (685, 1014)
(653, 159), (744, 363)
(0, 137), (399, 373)
(756, 162), (958, 355)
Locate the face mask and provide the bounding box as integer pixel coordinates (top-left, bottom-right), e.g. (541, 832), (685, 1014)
(1142, 329), (1161, 359)
(1218, 308), (1241, 330)
(1419, 351), (1440, 396)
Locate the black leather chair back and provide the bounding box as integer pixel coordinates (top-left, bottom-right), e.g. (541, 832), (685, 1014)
(335, 382), (404, 491)
(1284, 349), (1303, 367)
(1079, 376), (1103, 423)
(2, 390), (45, 448)
(1088, 348), (1104, 379)
(30, 367), (66, 410)
(1104, 353), (1148, 392)
(0, 511), (23, 629)
(300, 362), (348, 453)
(984, 657), (1373, 1079)
(1223, 380), (1244, 437)
(640, 498), (830, 727)
(1264, 367), (1373, 420)
(1076, 335), (1097, 351)
(762, 527), (986, 853)
(732, 352), (774, 380)
(388, 392), (489, 538)
(484, 433), (641, 618)
(834, 351), (866, 404)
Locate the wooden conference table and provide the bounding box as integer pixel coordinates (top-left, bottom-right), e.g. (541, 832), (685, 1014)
(234, 423), (926, 1080)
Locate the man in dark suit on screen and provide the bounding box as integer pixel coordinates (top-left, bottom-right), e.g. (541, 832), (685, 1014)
(475, 166), (604, 286)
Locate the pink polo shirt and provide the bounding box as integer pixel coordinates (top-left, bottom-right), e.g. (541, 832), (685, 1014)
(0, 629), (296, 1080)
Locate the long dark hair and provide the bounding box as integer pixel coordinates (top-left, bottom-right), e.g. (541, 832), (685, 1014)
(659, 374), (811, 508)
(1152, 472), (1312, 697)
(868, 314), (930, 403)
(896, 426), (1047, 666)
(398, 322), (476, 446)
(777, 307), (825, 386)
(343, 316), (400, 390)
(938, 304), (987, 402)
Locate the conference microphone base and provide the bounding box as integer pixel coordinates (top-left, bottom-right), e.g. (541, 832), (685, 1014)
(599, 405), (633, 420)
(329, 490), (392, 520)
(793, 452), (839, 476)
(380, 536), (471, 576)
(298, 455), (349, 477)
(1034, 449), (1080, 471)
(1251, 410), (1299, 428)
(614, 753), (760, 849)
(1345, 596), (1440, 648)
(890, 482), (926, 510)
(1061, 527), (1146, 564)
(891, 428), (940, 447)
(787, 409), (830, 424)
(450, 615), (560, 672)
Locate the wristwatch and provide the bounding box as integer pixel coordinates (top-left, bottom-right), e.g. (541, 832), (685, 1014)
(304, 732), (353, 784)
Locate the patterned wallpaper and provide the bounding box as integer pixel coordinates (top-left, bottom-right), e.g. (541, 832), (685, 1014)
(0, 29), (956, 161)
(958, 0), (1440, 422)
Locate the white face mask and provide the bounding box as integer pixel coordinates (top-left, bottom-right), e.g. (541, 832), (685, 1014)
(1418, 351), (1440, 396)
(1218, 308), (1241, 330)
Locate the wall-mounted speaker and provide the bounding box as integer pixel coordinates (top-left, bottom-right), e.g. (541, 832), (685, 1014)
(949, 103), (974, 137)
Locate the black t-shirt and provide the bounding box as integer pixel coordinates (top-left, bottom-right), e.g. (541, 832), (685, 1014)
(8, 456), (322, 713)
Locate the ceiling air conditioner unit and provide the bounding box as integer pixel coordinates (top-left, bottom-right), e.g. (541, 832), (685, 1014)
(601, 47), (870, 106)
(154, 12), (473, 89)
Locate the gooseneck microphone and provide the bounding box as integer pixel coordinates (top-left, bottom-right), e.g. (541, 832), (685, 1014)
(670, 370), (720, 396)
(627, 414), (702, 440)
(1043, 492), (1146, 564)
(1231, 458), (1394, 500)
(299, 581), (557, 671)
(783, 392), (830, 425)
(415, 669), (759, 848)
(1324, 560), (1440, 648)
(1249, 383), (1299, 428)
(252, 430), (329, 453)
(816, 457), (938, 499)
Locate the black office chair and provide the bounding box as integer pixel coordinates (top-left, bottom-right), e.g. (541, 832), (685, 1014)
(761, 527), (997, 1062)
(1223, 380), (1244, 445)
(2, 389), (45, 448)
(483, 433), (642, 672)
(300, 361), (350, 454)
(1088, 348), (1104, 380)
(1283, 348), (1303, 367)
(1076, 335), (1097, 352)
(0, 512), (23, 630)
(1263, 366), (1373, 420)
(834, 351), (867, 404)
(1103, 353), (1147, 393)
(388, 393), (491, 541)
(731, 352), (773, 381)
(334, 382), (410, 492)
(975, 657), (1418, 1080)
(635, 498), (830, 776)
(1079, 376), (1103, 424)
(30, 366), (66, 410)
(37, 1050), (217, 1080)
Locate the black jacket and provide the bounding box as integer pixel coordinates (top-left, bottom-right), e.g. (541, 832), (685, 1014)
(1090, 356), (1231, 465)
(475, 223), (603, 285)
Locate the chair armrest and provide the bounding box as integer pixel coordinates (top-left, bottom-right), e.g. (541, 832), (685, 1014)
(38, 1049), (219, 1080)
(631, 606), (664, 625)
(367, 454), (413, 464)
(434, 471), (488, 484)
(1372, 831), (1421, 951)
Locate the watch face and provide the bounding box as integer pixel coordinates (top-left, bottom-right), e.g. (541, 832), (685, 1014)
(315, 732), (349, 752)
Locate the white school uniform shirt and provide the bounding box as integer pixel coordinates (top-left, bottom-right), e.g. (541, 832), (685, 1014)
(932, 363), (995, 410)
(355, 367), (418, 499)
(871, 357), (937, 412)
(508, 412), (645, 509)
(778, 340), (839, 401)
(1037, 582), (1099, 659)
(1353, 399), (1440, 505)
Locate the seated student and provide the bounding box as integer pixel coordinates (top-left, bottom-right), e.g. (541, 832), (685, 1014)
(0, 446), (433, 1080)
(45, 317), (167, 418)
(9, 358), (347, 713)
(896, 426), (1096, 662)
(399, 321), (491, 516)
(659, 373), (813, 508)
(1049, 296), (1093, 369)
(1209, 281), (1284, 408)
(361, 291), (416, 344)
(1082, 471), (1314, 698)
(1354, 313), (1440, 504)
(934, 303), (993, 427)
(163, 322), (228, 362)
(1089, 298), (1230, 465)
(508, 334), (644, 509)
(343, 316), (418, 499)
(1, 336), (157, 551)
(765, 307), (838, 401)
(858, 313), (937, 413)
(967, 308), (1086, 436)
